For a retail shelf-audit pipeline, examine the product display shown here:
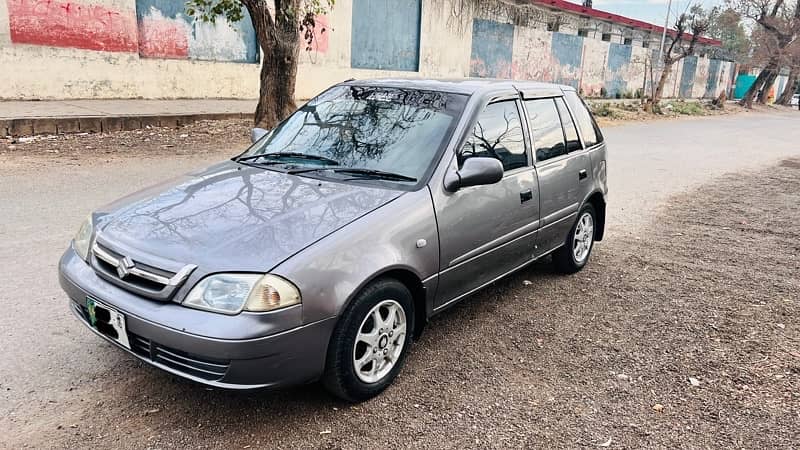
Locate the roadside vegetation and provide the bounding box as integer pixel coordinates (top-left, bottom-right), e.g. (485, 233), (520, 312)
(587, 99), (750, 125)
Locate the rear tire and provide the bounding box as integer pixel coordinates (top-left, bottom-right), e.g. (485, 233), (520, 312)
(322, 278), (414, 402)
(553, 203), (596, 274)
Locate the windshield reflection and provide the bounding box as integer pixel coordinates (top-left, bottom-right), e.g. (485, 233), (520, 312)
(243, 86), (467, 180)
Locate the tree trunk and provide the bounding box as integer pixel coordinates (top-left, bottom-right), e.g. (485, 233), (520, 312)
(757, 70), (779, 104)
(645, 62), (674, 112)
(244, 0), (302, 129)
(777, 68), (798, 106)
(739, 65), (776, 108)
(254, 37), (300, 129)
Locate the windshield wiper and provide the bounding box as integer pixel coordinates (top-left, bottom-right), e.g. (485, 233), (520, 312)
(332, 168), (417, 182)
(236, 152), (340, 166)
(286, 166), (417, 182)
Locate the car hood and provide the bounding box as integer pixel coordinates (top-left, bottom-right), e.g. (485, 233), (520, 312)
(94, 161), (403, 272)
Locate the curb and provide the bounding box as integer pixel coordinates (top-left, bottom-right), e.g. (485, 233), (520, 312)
(1, 112), (254, 137)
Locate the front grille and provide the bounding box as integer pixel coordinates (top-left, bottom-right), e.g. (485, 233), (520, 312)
(90, 241), (196, 301)
(129, 333), (230, 381)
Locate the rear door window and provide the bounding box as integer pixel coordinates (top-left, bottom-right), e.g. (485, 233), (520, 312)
(564, 91), (604, 147)
(555, 98), (582, 152)
(525, 99), (567, 162)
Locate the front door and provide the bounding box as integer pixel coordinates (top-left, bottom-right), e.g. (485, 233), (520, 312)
(523, 97), (592, 256)
(432, 99), (540, 310)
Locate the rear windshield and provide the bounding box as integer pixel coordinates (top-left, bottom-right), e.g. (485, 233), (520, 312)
(242, 85), (468, 184)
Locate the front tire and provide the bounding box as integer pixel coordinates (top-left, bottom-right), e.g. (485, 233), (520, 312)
(553, 203), (596, 274)
(322, 278), (414, 402)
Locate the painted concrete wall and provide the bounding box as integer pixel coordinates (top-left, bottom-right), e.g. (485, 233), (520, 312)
(0, 0), (733, 101)
(136, 0), (258, 62)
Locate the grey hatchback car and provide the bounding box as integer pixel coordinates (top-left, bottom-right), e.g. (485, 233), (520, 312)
(59, 78), (607, 402)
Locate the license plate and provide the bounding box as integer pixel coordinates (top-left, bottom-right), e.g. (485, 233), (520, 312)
(86, 297), (130, 349)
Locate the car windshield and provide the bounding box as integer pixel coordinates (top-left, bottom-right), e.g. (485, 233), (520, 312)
(239, 85), (467, 183)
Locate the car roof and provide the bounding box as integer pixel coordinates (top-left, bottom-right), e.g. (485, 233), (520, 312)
(341, 77), (575, 96)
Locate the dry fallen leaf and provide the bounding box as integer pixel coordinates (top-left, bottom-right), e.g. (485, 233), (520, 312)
(596, 437), (612, 447)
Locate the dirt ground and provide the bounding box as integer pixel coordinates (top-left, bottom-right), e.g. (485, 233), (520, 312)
(0, 119), (253, 160)
(2, 147), (798, 447)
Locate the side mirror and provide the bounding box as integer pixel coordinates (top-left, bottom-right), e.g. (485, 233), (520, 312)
(251, 127), (269, 143)
(444, 157), (504, 192)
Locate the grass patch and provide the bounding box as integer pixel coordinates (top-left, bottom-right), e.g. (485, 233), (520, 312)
(665, 100), (707, 115)
(589, 102), (617, 118)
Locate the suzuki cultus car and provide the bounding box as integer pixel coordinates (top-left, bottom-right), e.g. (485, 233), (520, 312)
(59, 79), (607, 401)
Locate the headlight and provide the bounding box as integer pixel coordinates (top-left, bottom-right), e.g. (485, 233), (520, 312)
(72, 215), (94, 261)
(183, 273), (301, 315)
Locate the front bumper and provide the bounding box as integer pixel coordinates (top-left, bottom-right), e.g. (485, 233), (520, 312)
(59, 248), (337, 389)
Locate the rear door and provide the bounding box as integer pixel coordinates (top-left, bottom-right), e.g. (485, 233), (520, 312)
(432, 98), (540, 310)
(523, 96), (592, 256)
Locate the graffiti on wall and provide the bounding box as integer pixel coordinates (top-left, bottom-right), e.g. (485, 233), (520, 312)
(135, 0), (258, 62)
(680, 56), (698, 98)
(8, 0), (138, 52)
(351, 0), (421, 71)
(470, 19), (514, 78)
(605, 43), (632, 97)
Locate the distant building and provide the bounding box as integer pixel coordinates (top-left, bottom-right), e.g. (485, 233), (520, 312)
(530, 0), (722, 55)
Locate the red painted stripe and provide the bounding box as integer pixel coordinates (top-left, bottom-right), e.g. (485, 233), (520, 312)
(138, 18), (189, 58)
(8, 0), (138, 52)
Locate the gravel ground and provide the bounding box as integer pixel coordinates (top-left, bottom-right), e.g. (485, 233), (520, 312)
(1, 116), (798, 448)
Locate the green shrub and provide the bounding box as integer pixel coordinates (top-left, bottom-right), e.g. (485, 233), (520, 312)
(591, 102), (616, 118)
(667, 100), (705, 115)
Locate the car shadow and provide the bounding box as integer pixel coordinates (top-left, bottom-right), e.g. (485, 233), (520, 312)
(79, 253), (572, 442)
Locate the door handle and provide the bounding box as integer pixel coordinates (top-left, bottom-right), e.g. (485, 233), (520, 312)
(520, 189), (533, 203)
(579, 169), (588, 180)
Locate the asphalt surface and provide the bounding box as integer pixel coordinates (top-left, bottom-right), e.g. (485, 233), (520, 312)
(1, 110), (799, 448)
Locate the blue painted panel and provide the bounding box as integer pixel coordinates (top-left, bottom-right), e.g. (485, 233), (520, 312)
(704, 59), (722, 98)
(351, 0), (421, 71)
(469, 19), (514, 78)
(605, 43), (632, 97)
(135, 0), (258, 63)
(551, 32), (583, 88)
(679, 56), (698, 98)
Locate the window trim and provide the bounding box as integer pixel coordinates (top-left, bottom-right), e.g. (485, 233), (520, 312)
(554, 96), (584, 154)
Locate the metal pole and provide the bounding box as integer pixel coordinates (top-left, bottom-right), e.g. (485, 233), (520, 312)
(657, 0), (673, 68)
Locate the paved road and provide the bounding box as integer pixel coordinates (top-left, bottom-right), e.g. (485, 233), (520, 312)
(1, 110), (799, 447)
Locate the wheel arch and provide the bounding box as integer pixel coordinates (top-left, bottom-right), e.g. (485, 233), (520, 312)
(338, 266), (429, 340)
(584, 191), (606, 241)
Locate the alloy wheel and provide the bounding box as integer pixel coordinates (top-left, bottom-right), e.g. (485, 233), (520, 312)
(573, 212), (594, 264)
(352, 299), (407, 384)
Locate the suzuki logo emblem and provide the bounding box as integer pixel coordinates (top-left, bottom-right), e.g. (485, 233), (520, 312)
(116, 256), (135, 279)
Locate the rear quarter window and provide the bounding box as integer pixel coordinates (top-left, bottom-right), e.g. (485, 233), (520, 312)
(564, 91), (604, 148)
